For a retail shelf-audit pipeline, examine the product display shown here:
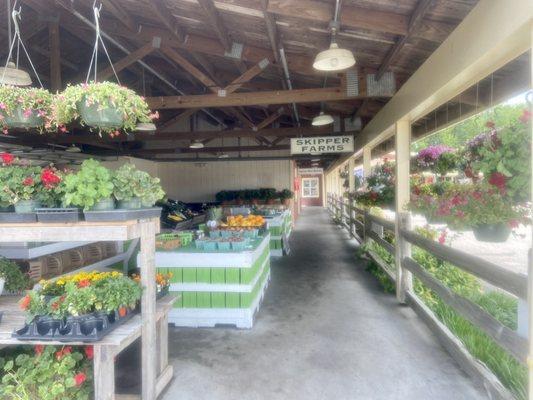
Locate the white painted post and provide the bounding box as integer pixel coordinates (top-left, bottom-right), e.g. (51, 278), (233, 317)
(528, 25), (532, 400)
(363, 147), (372, 182)
(395, 119), (412, 304)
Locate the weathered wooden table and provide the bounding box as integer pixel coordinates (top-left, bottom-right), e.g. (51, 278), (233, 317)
(0, 219), (171, 400)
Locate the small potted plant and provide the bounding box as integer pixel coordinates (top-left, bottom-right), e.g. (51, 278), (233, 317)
(2, 164), (43, 213)
(63, 159), (114, 211)
(132, 168), (165, 208)
(278, 189), (294, 206)
(0, 86), (54, 132)
(260, 188), (277, 205)
(113, 163), (142, 209)
(0, 257), (30, 295)
(54, 81), (158, 136)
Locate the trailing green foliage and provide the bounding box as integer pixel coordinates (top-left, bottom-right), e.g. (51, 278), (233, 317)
(0, 258), (30, 292)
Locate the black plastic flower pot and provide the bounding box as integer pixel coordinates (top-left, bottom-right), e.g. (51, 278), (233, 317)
(472, 223), (511, 243)
(36, 208), (82, 223)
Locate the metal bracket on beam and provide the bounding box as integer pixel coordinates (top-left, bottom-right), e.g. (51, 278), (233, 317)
(367, 72), (396, 96)
(151, 37), (162, 49)
(224, 42), (244, 60)
(258, 58), (270, 70)
(217, 89), (227, 97)
(345, 70), (359, 97)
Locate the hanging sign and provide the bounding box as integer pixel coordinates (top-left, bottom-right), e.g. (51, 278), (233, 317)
(290, 136), (354, 155)
(298, 167), (324, 175)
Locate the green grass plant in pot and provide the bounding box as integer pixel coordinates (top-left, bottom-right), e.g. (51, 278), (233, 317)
(63, 159), (114, 211)
(54, 81), (158, 137)
(0, 86), (54, 133)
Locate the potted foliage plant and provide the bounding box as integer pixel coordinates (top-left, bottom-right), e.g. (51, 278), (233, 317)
(0, 86), (54, 132)
(54, 81), (158, 136)
(112, 163), (142, 209)
(416, 145), (457, 176)
(278, 189), (294, 206)
(0, 257), (29, 295)
(137, 170), (165, 208)
(260, 188), (277, 205)
(3, 165), (43, 213)
(63, 159), (114, 211)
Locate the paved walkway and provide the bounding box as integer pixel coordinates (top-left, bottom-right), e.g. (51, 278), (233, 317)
(162, 207), (487, 400)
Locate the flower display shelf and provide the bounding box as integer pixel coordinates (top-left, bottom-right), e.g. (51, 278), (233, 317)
(0, 218), (169, 400)
(83, 207), (162, 222)
(0, 212), (37, 223)
(36, 208), (82, 223)
(148, 234), (271, 329)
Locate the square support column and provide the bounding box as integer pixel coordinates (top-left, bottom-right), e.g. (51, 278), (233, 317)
(363, 147), (372, 180)
(395, 118), (412, 303)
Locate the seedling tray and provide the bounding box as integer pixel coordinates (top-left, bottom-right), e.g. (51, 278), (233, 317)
(12, 307), (136, 342)
(84, 207), (162, 222)
(36, 208), (81, 223)
(0, 212), (37, 223)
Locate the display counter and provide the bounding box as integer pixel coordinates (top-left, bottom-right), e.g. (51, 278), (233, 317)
(265, 209), (292, 256)
(152, 234), (270, 329)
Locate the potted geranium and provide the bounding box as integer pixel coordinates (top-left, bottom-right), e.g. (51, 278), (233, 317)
(0, 257), (30, 295)
(2, 164), (43, 213)
(0, 86), (54, 132)
(54, 81), (158, 136)
(278, 189), (294, 206)
(112, 163), (142, 209)
(63, 159), (114, 211)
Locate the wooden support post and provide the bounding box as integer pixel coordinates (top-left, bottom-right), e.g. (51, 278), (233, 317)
(93, 345), (115, 400)
(139, 220), (157, 400)
(363, 210), (370, 244)
(395, 118), (411, 303)
(363, 147), (372, 180)
(397, 212), (413, 303)
(48, 19), (61, 92)
(528, 26), (533, 400)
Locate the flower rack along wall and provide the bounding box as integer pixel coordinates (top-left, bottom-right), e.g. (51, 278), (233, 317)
(0, 217), (174, 400)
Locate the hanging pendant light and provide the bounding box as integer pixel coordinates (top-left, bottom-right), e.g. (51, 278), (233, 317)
(0, 61), (31, 86)
(313, 42), (355, 72)
(312, 111), (334, 126)
(65, 144), (82, 153)
(135, 122), (157, 132)
(189, 140), (204, 149)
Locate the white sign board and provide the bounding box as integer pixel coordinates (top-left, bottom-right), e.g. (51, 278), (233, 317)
(290, 135), (354, 155)
(298, 167), (324, 175)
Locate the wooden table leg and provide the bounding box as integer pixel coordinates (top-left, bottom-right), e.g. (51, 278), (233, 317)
(93, 345), (116, 400)
(157, 313), (169, 374)
(140, 220), (157, 400)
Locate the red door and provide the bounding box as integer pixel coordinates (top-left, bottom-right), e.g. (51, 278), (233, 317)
(300, 175), (323, 207)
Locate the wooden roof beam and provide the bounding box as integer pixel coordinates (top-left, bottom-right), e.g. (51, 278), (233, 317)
(255, 107), (285, 130)
(146, 87), (386, 109)
(100, 0), (138, 33)
(148, 0), (186, 42)
(376, 0), (435, 80)
(223, 58), (270, 94)
(48, 19), (62, 92)
(130, 145), (289, 156)
(197, 0), (232, 51)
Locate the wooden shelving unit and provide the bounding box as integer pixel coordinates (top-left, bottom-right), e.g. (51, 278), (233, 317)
(0, 218), (172, 400)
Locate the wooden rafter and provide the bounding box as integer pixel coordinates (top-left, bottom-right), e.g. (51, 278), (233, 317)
(146, 87), (382, 109)
(159, 109), (199, 131)
(148, 0), (185, 42)
(255, 107), (284, 130)
(100, 0), (137, 32)
(48, 18), (62, 92)
(376, 0), (435, 80)
(223, 59), (270, 94)
(130, 145), (289, 155)
(96, 38), (161, 81)
(197, 0), (232, 51)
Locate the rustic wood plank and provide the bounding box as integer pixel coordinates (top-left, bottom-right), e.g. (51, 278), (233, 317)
(146, 87), (381, 109)
(101, 0), (138, 32)
(223, 58), (270, 94)
(367, 230), (395, 256)
(93, 345), (116, 400)
(403, 257), (527, 364)
(400, 228), (528, 299)
(396, 212), (412, 303)
(48, 19), (62, 92)
(365, 213), (396, 231)
(197, 0), (232, 51)
(406, 291), (515, 400)
(139, 220), (157, 400)
(367, 249), (396, 282)
(149, 0), (186, 42)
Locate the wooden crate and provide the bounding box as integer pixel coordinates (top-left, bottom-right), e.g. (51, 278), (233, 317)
(83, 243), (103, 264)
(45, 254), (64, 277)
(61, 247), (85, 272)
(102, 241), (118, 258)
(28, 257), (47, 282)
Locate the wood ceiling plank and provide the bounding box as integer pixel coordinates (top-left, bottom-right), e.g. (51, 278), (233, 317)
(197, 0), (233, 51)
(146, 87), (387, 109)
(100, 0), (138, 32)
(48, 19), (62, 92)
(149, 0), (186, 42)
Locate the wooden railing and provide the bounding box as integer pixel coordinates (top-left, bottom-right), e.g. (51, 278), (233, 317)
(327, 193), (530, 400)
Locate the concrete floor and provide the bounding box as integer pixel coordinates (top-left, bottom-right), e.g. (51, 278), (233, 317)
(161, 207), (488, 400)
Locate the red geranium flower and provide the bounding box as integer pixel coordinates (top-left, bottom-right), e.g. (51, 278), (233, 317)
(77, 279), (91, 288)
(84, 346), (94, 360)
(19, 294), (31, 310)
(34, 345), (44, 356)
(0, 152), (14, 165)
(41, 168), (61, 189)
(22, 177), (34, 186)
(488, 172), (506, 192)
(74, 372), (87, 387)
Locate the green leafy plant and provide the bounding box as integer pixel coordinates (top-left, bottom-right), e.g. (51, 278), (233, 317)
(1, 165), (43, 205)
(0, 258), (30, 292)
(63, 159), (114, 210)
(112, 163), (140, 201)
(0, 86), (54, 133)
(136, 170), (165, 207)
(0, 345), (93, 400)
(259, 188), (277, 201)
(354, 160), (395, 209)
(54, 81), (158, 136)
(277, 189), (294, 201)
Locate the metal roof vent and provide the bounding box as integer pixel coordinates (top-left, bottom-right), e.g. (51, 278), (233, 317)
(366, 72), (396, 96)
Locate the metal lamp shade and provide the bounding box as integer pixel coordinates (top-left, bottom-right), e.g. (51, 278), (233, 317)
(0, 62), (32, 86)
(135, 122), (157, 132)
(313, 43), (356, 72)
(189, 141), (204, 149)
(312, 111), (334, 126)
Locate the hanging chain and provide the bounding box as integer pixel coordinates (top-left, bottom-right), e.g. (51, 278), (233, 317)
(1, 3), (44, 87)
(85, 5), (121, 84)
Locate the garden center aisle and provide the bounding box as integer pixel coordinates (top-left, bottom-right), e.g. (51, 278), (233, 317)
(162, 208), (487, 400)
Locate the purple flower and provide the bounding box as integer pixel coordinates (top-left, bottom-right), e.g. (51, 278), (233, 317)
(417, 145), (454, 167)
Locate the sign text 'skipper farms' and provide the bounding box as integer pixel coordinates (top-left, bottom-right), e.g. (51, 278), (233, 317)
(290, 136), (354, 155)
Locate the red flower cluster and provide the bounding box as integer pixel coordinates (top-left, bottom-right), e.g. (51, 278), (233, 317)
(74, 372), (87, 386)
(0, 152), (14, 165)
(41, 168), (61, 189)
(488, 172), (506, 193)
(55, 346), (72, 361)
(34, 344), (44, 356)
(19, 294), (31, 310)
(84, 346), (94, 360)
(22, 177), (34, 186)
(77, 279), (91, 288)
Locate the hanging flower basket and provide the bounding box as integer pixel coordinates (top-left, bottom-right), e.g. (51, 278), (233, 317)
(3, 107), (44, 129)
(472, 223), (511, 243)
(78, 97), (124, 129)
